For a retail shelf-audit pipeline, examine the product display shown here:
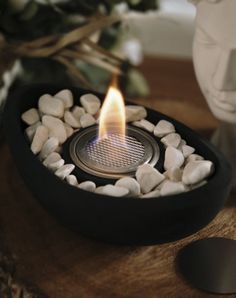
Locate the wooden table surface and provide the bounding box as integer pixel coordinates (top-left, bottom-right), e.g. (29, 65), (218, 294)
(1, 57), (235, 298)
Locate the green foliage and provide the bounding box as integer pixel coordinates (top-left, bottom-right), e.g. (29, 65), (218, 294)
(0, 0), (158, 40)
(0, 0), (159, 97)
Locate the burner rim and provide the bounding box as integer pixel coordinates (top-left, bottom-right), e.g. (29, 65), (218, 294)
(69, 125), (160, 179)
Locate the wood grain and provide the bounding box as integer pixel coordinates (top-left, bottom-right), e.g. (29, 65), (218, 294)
(0, 57), (235, 298)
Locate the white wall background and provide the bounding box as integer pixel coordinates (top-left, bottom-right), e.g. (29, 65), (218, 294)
(127, 0), (196, 59)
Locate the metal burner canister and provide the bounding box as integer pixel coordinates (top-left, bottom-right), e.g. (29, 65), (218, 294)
(68, 125), (161, 180)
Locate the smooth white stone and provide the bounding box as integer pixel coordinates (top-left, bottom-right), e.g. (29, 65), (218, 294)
(39, 137), (59, 160)
(154, 120), (175, 137)
(161, 133), (181, 148)
(140, 189), (161, 199)
(66, 175), (78, 186)
(95, 184), (129, 197)
(47, 158), (65, 172)
(178, 139), (187, 151)
(31, 125), (48, 155)
(78, 181), (96, 192)
(80, 93), (101, 115)
(95, 186), (105, 194)
(164, 166), (183, 182)
(54, 89), (73, 108)
(160, 180), (186, 196)
(25, 121), (41, 142)
(126, 105), (147, 122)
(182, 145), (195, 158)
(43, 152), (61, 167)
(55, 164), (75, 179)
(182, 160), (214, 185)
(186, 154), (204, 163)
(72, 106), (85, 121)
(136, 164), (165, 194)
(64, 111), (80, 128)
(190, 180), (207, 190)
(64, 123), (74, 138)
(132, 119), (155, 133)
(154, 179), (167, 190)
(80, 114), (96, 128)
(38, 94), (64, 118)
(55, 146), (62, 153)
(42, 115), (67, 144)
(115, 177), (140, 197)
(164, 146), (185, 170)
(21, 108), (40, 125)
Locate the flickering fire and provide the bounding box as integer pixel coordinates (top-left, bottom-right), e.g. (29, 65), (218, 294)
(98, 77), (126, 140)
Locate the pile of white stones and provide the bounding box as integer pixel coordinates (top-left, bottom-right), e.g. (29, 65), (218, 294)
(21, 89), (214, 198)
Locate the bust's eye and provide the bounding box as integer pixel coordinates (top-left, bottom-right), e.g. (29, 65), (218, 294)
(195, 27), (217, 46)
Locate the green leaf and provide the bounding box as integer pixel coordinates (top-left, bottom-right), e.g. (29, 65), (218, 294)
(128, 0), (158, 11)
(125, 69), (150, 97)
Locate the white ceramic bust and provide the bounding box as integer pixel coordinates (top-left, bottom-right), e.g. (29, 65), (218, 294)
(191, 0), (236, 189)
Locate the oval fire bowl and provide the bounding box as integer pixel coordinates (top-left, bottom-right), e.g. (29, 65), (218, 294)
(4, 84), (232, 245)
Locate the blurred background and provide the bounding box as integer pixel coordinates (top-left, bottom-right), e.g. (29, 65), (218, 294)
(127, 0), (195, 59)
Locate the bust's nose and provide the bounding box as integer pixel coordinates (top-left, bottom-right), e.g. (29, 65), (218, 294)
(213, 48), (236, 91)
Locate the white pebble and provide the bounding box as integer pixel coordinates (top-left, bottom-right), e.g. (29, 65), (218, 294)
(132, 119), (155, 133)
(95, 186), (105, 194)
(42, 115), (67, 144)
(43, 152), (61, 167)
(164, 146), (184, 170)
(186, 154), (204, 163)
(39, 137), (59, 160)
(160, 180), (186, 196)
(38, 94), (64, 118)
(182, 160), (214, 185)
(21, 108), (40, 125)
(190, 180), (207, 190)
(54, 89), (73, 108)
(161, 133), (181, 148)
(164, 167), (182, 182)
(47, 158), (65, 172)
(140, 189), (161, 199)
(64, 111), (80, 128)
(136, 164), (165, 194)
(115, 177), (140, 197)
(78, 181), (96, 192)
(80, 114), (96, 128)
(80, 93), (101, 115)
(55, 146), (62, 154)
(154, 120), (175, 137)
(154, 179), (167, 190)
(64, 123), (74, 138)
(95, 184), (129, 197)
(126, 105), (147, 122)
(182, 145), (195, 158)
(66, 175), (78, 186)
(178, 139), (187, 151)
(55, 164), (75, 179)
(25, 121), (41, 142)
(72, 106), (85, 120)
(31, 125), (48, 155)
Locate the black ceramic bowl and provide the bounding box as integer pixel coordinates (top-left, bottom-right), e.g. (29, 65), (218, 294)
(4, 84), (232, 245)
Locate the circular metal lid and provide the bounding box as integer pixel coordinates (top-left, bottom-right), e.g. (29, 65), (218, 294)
(69, 125), (160, 179)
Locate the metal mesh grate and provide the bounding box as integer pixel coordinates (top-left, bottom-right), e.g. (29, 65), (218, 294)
(86, 134), (145, 169)
(69, 125), (160, 179)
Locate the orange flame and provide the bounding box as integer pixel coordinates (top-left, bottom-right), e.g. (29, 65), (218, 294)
(99, 77), (126, 140)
